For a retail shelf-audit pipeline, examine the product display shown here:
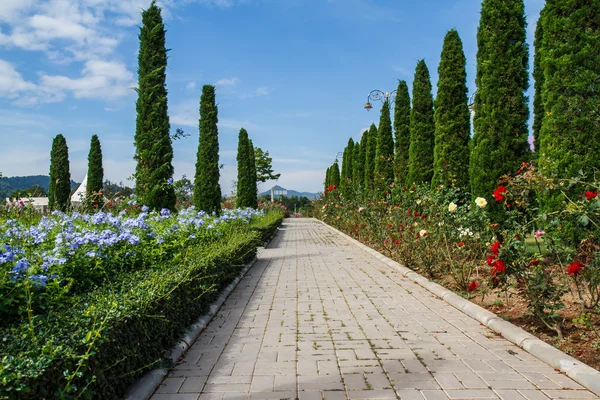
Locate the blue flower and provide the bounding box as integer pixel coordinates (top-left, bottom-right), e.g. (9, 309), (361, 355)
(167, 178), (174, 185)
(10, 258), (29, 279)
(160, 208), (171, 217)
(29, 274), (49, 288)
(141, 205), (150, 213)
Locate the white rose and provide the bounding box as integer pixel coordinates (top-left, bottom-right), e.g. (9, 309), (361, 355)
(475, 197), (488, 208)
(419, 229), (428, 237)
(448, 202), (458, 213)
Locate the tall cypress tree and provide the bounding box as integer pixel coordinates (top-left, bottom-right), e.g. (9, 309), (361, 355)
(194, 85), (222, 213)
(342, 138), (354, 198)
(394, 81), (411, 186)
(469, 0), (530, 201)
(331, 161), (341, 188)
(325, 166), (331, 190)
(248, 139), (258, 208)
(538, 0), (600, 211)
(532, 5), (546, 156)
(133, 0), (176, 211)
(363, 124), (378, 189)
(352, 141), (362, 191)
(432, 29), (471, 190)
(375, 100), (395, 189)
(236, 128), (253, 208)
(48, 134), (71, 212)
(86, 134), (104, 208)
(357, 130), (368, 190)
(407, 60), (435, 185)
(340, 145), (349, 192)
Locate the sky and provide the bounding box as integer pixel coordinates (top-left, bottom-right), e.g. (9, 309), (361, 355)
(0, 0), (545, 195)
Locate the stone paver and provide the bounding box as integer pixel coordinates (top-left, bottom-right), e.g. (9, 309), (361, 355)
(150, 219), (599, 400)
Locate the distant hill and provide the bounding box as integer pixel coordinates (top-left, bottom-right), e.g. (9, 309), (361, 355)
(0, 175), (79, 199)
(259, 185), (320, 200)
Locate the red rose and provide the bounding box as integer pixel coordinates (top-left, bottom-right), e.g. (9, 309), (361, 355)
(585, 190), (598, 200)
(492, 260), (506, 275)
(491, 223), (499, 229)
(486, 255), (495, 266)
(567, 261), (583, 276)
(394, 239), (400, 245)
(491, 241), (501, 256)
(388, 224), (393, 229)
(407, 209), (412, 215)
(457, 241), (465, 247)
(468, 281), (479, 292)
(531, 259), (540, 266)
(493, 185), (507, 202)
(414, 211), (420, 217)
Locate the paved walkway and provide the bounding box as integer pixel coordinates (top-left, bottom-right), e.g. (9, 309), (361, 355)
(151, 219), (598, 400)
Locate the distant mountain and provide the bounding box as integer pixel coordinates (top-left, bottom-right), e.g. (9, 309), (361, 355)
(259, 185), (320, 200)
(0, 175), (79, 199)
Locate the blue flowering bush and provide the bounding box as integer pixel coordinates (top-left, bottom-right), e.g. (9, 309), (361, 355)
(0, 204), (284, 399)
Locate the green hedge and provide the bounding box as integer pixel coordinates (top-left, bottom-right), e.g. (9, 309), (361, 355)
(249, 210), (284, 243)
(0, 228), (263, 400)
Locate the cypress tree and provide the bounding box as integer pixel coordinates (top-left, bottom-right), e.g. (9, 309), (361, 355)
(357, 130), (368, 190)
(331, 161), (341, 188)
(532, 6), (546, 156)
(407, 60), (435, 185)
(325, 167), (331, 190)
(236, 128), (253, 208)
(375, 100), (395, 189)
(194, 85), (222, 213)
(469, 0), (530, 201)
(352, 141), (362, 191)
(432, 29), (471, 190)
(342, 138), (354, 198)
(363, 124), (378, 189)
(248, 139), (258, 208)
(86, 134), (104, 208)
(48, 134), (71, 212)
(394, 81), (411, 186)
(133, 0), (176, 211)
(538, 0), (600, 211)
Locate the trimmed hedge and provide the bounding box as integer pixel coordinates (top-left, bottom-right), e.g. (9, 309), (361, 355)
(249, 210), (284, 243)
(0, 225), (272, 399)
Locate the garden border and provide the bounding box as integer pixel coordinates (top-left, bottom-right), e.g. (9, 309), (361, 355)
(316, 218), (600, 396)
(123, 229), (279, 400)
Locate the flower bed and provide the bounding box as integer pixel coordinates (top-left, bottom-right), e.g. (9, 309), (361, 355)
(0, 205), (284, 399)
(314, 165), (600, 370)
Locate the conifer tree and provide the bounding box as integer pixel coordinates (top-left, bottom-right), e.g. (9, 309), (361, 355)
(407, 60), (435, 185)
(86, 135), (104, 208)
(352, 141), (362, 191)
(236, 128), (254, 208)
(532, 5), (546, 156)
(538, 0), (600, 211)
(48, 134), (71, 212)
(331, 161), (341, 188)
(375, 101), (395, 189)
(469, 0), (530, 201)
(325, 166), (331, 190)
(363, 124), (378, 189)
(357, 130), (368, 190)
(248, 139), (258, 207)
(342, 138), (354, 198)
(432, 29), (471, 190)
(194, 85), (222, 213)
(134, 0), (176, 211)
(394, 81), (411, 186)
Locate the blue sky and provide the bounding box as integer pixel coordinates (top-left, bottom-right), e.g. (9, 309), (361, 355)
(0, 0), (544, 195)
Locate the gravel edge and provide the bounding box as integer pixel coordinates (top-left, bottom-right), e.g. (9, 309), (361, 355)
(123, 232), (278, 400)
(317, 219), (600, 396)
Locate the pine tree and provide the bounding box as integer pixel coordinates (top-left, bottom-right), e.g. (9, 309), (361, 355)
(407, 60), (435, 185)
(342, 138), (354, 198)
(331, 161), (341, 188)
(432, 29), (471, 190)
(394, 80), (411, 186)
(236, 128), (254, 208)
(363, 124), (378, 189)
(194, 85), (222, 213)
(375, 100), (395, 189)
(48, 134), (71, 212)
(352, 141), (362, 191)
(469, 0), (530, 201)
(86, 135), (104, 208)
(248, 139), (258, 208)
(538, 0), (600, 211)
(133, 0), (176, 211)
(532, 5), (546, 156)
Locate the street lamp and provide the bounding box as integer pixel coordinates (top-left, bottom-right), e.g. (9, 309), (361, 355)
(468, 92), (476, 113)
(334, 152), (344, 163)
(364, 89), (397, 111)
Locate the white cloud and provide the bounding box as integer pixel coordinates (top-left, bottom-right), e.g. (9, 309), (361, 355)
(240, 86), (269, 99)
(186, 80), (196, 90)
(0, 59), (37, 98)
(215, 77), (240, 87)
(104, 107), (117, 112)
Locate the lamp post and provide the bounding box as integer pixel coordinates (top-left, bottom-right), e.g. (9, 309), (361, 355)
(334, 152), (344, 163)
(364, 89), (397, 111)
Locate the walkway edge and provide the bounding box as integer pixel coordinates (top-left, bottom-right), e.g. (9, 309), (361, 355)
(316, 219), (600, 396)
(123, 229), (279, 400)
